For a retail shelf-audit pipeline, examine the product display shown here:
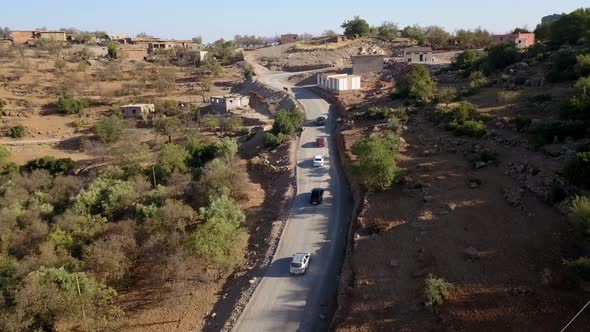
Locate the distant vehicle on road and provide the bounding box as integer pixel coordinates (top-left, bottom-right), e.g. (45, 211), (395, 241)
(313, 155), (324, 167)
(316, 137), (326, 147)
(316, 116), (326, 126)
(310, 188), (324, 205)
(290, 252), (310, 275)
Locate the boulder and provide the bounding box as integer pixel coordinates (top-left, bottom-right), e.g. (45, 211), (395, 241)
(464, 247), (481, 259)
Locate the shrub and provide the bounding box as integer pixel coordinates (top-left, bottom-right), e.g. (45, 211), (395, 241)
(215, 137), (238, 160)
(92, 115), (126, 144)
(0, 97), (6, 111)
(569, 196), (590, 244)
(563, 76), (590, 120)
(466, 71), (490, 93)
(425, 274), (451, 306)
(272, 109), (305, 135)
(396, 65), (437, 102)
(366, 107), (395, 120)
(547, 48), (578, 82)
(485, 42), (520, 71)
(576, 54), (590, 77)
(25, 156), (75, 175)
(352, 136), (399, 190)
(263, 132), (288, 148)
(219, 115), (242, 134)
(197, 158), (250, 204)
(74, 177), (139, 218)
(530, 93), (552, 103)
(201, 115), (220, 131)
(497, 90), (521, 104)
(186, 139), (218, 170)
(512, 116), (532, 131)
(449, 119), (486, 138)
(451, 102), (479, 123)
(57, 94), (90, 115)
(145, 199), (196, 239)
(13, 267), (122, 331)
(7, 125), (26, 138)
(83, 233), (137, 283)
(530, 121), (587, 146)
(565, 257), (590, 284)
(563, 152), (590, 188)
(436, 87), (458, 106)
(453, 50), (481, 71)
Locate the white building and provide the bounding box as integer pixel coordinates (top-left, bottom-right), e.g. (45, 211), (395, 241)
(210, 94), (250, 112)
(120, 104), (155, 119)
(317, 73), (361, 93)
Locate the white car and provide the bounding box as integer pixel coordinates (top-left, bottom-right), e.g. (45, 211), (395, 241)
(313, 155), (324, 167)
(289, 252), (311, 275)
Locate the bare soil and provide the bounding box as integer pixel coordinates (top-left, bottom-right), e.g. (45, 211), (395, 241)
(328, 73), (590, 331)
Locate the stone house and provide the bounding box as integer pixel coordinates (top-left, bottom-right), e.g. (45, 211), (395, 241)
(403, 47), (434, 64)
(280, 34), (299, 44)
(352, 55), (385, 74)
(493, 33), (535, 49)
(117, 46), (148, 61)
(11, 30), (66, 44)
(210, 95), (250, 112)
(120, 104), (155, 119)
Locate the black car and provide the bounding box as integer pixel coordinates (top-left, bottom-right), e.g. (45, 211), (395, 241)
(316, 116), (326, 126)
(310, 188), (324, 205)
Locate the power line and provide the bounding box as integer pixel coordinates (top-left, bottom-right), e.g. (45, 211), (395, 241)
(560, 299), (590, 332)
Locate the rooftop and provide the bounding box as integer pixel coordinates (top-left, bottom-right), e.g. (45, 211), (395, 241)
(322, 73), (361, 79)
(405, 46), (433, 52)
(120, 103), (154, 108)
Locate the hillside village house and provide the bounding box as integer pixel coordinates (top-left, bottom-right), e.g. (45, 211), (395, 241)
(280, 34), (299, 44)
(210, 95), (250, 112)
(120, 104), (155, 119)
(404, 47), (434, 64)
(317, 73), (361, 93)
(352, 55), (385, 74)
(148, 40), (192, 54)
(117, 46), (148, 60)
(12, 30), (66, 44)
(493, 33), (535, 49)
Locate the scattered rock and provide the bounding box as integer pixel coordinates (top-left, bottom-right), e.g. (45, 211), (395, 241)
(319, 314), (326, 320)
(417, 210), (434, 222)
(468, 179), (481, 189)
(448, 203), (457, 211)
(474, 161), (487, 169)
(508, 286), (532, 296)
(248, 278), (257, 285)
(423, 195), (433, 203)
(464, 247), (481, 259)
(422, 150), (432, 156)
(503, 186), (525, 207)
(389, 259), (400, 268)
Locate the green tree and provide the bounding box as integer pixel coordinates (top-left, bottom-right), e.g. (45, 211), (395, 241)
(215, 137), (238, 160)
(512, 27), (530, 33)
(156, 143), (189, 180)
(74, 177), (139, 218)
(92, 114), (126, 144)
(272, 109), (305, 135)
(352, 136), (398, 190)
(185, 194), (247, 270)
(57, 94), (90, 115)
(145, 199), (196, 239)
(402, 25), (426, 44)
(377, 21), (399, 40)
(83, 233), (137, 283)
(192, 36), (203, 44)
(341, 16), (371, 36)
(396, 65), (437, 102)
(549, 8), (590, 47)
(424, 26), (451, 49)
(243, 64), (255, 81)
(154, 116), (182, 143)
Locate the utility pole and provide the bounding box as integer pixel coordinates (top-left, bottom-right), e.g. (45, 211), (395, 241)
(75, 275), (90, 332)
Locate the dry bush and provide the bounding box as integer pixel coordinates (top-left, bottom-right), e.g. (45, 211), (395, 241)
(497, 89), (521, 104)
(196, 158), (251, 204)
(83, 232), (138, 284)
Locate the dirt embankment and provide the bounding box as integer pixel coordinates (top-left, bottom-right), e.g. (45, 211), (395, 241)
(327, 71), (590, 331)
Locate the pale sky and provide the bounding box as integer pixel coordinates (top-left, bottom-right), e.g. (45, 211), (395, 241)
(0, 0), (587, 42)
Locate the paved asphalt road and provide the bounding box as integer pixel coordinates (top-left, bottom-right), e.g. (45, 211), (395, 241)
(232, 72), (351, 332)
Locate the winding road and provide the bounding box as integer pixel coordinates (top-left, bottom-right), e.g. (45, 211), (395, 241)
(232, 64), (352, 331)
